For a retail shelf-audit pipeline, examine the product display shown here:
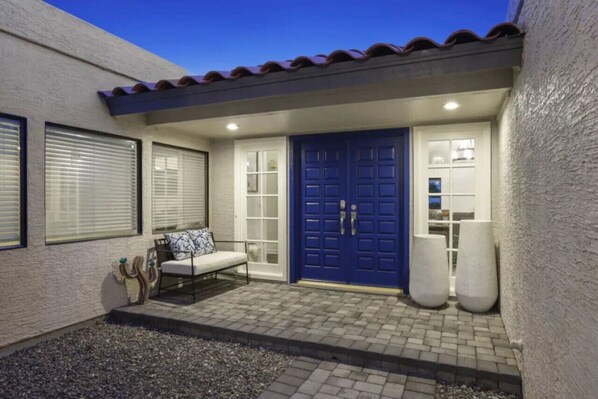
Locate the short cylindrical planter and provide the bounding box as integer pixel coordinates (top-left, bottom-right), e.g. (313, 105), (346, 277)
(410, 234), (449, 308)
(456, 220), (498, 313)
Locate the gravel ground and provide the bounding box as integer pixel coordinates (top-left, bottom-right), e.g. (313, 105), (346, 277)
(0, 322), (293, 399)
(435, 382), (520, 399)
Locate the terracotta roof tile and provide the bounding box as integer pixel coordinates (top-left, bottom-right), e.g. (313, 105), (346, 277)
(102, 22), (522, 98)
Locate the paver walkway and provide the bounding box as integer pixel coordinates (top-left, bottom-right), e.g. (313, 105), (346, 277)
(111, 279), (521, 395)
(259, 356), (439, 399)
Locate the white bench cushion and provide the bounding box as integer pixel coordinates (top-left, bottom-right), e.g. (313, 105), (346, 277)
(161, 251), (247, 276)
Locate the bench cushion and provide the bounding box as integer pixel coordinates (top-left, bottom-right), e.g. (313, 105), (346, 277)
(161, 251), (247, 276)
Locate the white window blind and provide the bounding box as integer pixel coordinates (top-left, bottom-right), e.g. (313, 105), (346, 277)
(152, 144), (207, 232)
(0, 117), (22, 248)
(45, 125), (139, 243)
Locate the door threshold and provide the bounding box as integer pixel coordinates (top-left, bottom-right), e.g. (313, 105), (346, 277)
(295, 280), (403, 296)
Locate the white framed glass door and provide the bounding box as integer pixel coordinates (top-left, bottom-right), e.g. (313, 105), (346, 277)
(234, 137), (287, 281)
(414, 122), (491, 292)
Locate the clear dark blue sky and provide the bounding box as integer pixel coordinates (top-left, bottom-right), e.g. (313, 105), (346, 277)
(46, 0), (509, 75)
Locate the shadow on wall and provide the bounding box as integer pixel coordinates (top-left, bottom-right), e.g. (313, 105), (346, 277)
(100, 268), (130, 312)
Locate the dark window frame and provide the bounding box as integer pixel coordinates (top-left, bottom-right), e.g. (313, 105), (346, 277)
(44, 122), (142, 245)
(151, 142), (209, 234)
(0, 112), (27, 251)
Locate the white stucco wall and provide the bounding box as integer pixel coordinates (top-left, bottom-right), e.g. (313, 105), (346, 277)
(0, 0), (209, 348)
(498, 0), (597, 397)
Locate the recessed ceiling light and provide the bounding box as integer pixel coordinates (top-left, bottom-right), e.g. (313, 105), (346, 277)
(226, 123), (239, 131)
(444, 102), (460, 110)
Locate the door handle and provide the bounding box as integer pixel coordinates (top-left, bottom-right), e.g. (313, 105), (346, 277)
(351, 210), (357, 236)
(340, 200), (346, 235)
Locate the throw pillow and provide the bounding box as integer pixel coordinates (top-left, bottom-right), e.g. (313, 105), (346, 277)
(163, 232), (196, 261)
(187, 228), (217, 256)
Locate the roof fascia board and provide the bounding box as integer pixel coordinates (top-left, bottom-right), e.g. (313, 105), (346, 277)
(105, 37), (523, 116)
(147, 69), (514, 125)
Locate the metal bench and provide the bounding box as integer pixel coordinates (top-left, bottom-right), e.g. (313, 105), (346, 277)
(154, 234), (248, 303)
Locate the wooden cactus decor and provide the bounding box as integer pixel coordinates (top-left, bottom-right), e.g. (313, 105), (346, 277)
(119, 256), (159, 305)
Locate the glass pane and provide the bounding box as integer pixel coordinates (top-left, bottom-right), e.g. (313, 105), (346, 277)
(428, 141), (450, 164)
(428, 195), (449, 221)
(451, 251), (458, 277)
(265, 242), (278, 264)
(247, 242), (262, 263)
(247, 197), (261, 217)
(246, 151), (258, 172)
(452, 196), (475, 221)
(264, 150), (279, 171)
(263, 196), (278, 218)
(263, 173), (278, 195)
(247, 174), (259, 194)
(452, 167), (475, 193)
(247, 219), (261, 240)
(451, 139), (475, 163)
(428, 223), (449, 247)
(428, 168), (449, 194)
(263, 219), (278, 241)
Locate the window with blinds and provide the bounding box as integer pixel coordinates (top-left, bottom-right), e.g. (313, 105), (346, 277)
(152, 143), (208, 233)
(0, 115), (25, 249)
(45, 125), (140, 244)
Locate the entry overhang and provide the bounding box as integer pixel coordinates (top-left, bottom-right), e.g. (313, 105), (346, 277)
(104, 37), (523, 124)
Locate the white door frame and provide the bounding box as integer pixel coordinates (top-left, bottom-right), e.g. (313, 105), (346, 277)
(413, 122), (492, 289)
(234, 137), (288, 281)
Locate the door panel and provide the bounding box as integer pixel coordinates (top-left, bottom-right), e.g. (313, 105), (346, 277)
(296, 130), (407, 288)
(348, 135), (404, 287)
(300, 138), (347, 282)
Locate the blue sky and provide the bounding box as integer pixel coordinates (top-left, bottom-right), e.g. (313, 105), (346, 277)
(46, 0), (510, 75)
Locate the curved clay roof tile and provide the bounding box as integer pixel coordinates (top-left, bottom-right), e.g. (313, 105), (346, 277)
(155, 79), (179, 90)
(327, 49), (367, 63)
(486, 22), (523, 38)
(178, 75), (206, 86)
(403, 37), (442, 52)
(260, 61), (294, 73)
(290, 55), (329, 68)
(203, 70), (235, 82)
(230, 66), (263, 78)
(111, 86), (135, 96)
(444, 30), (482, 45)
(365, 43), (403, 57)
(132, 82), (156, 93)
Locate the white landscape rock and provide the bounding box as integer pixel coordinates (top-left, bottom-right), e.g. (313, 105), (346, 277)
(456, 220), (498, 313)
(410, 234), (450, 308)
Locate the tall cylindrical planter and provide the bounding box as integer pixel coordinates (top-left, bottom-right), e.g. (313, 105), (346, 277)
(455, 220), (498, 312)
(410, 234), (449, 308)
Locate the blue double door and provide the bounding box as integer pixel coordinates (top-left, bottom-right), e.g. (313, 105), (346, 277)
(295, 129), (408, 288)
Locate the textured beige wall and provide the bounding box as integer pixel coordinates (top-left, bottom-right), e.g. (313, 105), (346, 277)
(498, 0), (598, 397)
(0, 0), (209, 347)
(209, 140), (236, 241)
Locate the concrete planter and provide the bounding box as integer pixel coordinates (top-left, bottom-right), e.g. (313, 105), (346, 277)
(455, 220), (498, 312)
(410, 234), (449, 308)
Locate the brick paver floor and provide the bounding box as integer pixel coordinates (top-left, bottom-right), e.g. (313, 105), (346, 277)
(113, 279), (521, 395)
(145, 280), (516, 366)
(258, 356), (442, 399)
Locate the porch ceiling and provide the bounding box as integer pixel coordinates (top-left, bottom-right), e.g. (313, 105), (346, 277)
(147, 88), (509, 138)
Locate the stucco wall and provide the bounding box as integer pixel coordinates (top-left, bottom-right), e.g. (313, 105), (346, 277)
(498, 0), (597, 397)
(0, 0), (209, 348)
(209, 140), (236, 241)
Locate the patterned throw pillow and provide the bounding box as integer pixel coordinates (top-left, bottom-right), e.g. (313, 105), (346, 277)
(163, 232), (196, 261)
(187, 228), (217, 256)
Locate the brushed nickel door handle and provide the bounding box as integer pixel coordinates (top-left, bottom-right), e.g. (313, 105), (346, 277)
(350, 210), (357, 236)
